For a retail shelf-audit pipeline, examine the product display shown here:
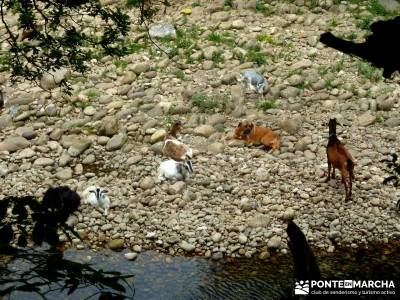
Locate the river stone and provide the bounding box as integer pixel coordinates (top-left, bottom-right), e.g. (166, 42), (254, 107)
(194, 125), (215, 137)
(124, 252), (138, 261)
(40, 67), (70, 90)
(33, 158), (54, 166)
(109, 239), (124, 250)
(282, 208), (295, 221)
(267, 236), (282, 249)
(0, 136), (30, 152)
(149, 23), (176, 40)
(55, 168), (73, 180)
(139, 177), (155, 190)
(99, 116), (119, 137)
(357, 112), (376, 126)
(150, 129), (167, 144)
(180, 241), (195, 252)
(61, 135), (92, 156)
(208, 142), (225, 154)
(18, 148), (35, 158)
(106, 133), (127, 151)
(168, 181), (186, 194)
(238, 233), (248, 244)
(0, 164), (8, 177)
(248, 214), (270, 228)
(212, 232), (222, 243)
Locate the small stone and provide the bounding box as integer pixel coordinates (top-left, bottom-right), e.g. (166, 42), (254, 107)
(357, 112), (376, 126)
(33, 158), (54, 166)
(238, 233), (247, 244)
(208, 142), (225, 154)
(99, 116), (119, 137)
(168, 181), (186, 194)
(55, 168), (73, 180)
(267, 236), (281, 249)
(124, 252), (138, 261)
(108, 239), (124, 250)
(231, 19), (246, 29)
(139, 177), (155, 190)
(180, 241), (195, 252)
(106, 133), (127, 151)
(282, 208), (295, 221)
(0, 136), (30, 152)
(150, 129), (167, 144)
(212, 232), (222, 243)
(194, 125), (215, 137)
(83, 106), (96, 116)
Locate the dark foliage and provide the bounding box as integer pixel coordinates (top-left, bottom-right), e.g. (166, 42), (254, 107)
(0, 0), (132, 92)
(320, 16), (400, 78)
(0, 249), (134, 299)
(286, 221), (321, 281)
(0, 186), (81, 249)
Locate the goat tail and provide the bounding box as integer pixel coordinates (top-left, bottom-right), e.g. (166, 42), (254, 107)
(347, 159), (355, 181)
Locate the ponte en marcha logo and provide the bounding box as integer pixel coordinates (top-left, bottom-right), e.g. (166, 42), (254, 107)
(295, 280), (396, 296)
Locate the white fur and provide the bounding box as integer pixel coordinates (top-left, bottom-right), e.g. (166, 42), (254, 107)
(82, 186), (111, 215)
(158, 160), (193, 181)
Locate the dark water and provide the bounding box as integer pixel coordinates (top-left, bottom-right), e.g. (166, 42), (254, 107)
(1, 241), (399, 300)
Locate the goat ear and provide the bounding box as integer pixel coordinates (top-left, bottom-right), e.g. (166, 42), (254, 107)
(237, 122), (242, 127)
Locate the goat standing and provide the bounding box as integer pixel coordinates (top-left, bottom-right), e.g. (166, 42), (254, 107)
(326, 118), (355, 201)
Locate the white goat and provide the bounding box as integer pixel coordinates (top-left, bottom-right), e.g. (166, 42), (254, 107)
(239, 70), (268, 95)
(158, 159), (194, 181)
(82, 186), (111, 215)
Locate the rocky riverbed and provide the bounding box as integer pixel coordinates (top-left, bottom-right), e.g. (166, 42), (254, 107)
(1, 0), (400, 259)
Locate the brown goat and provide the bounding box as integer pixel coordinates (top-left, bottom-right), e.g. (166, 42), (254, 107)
(162, 121), (192, 161)
(234, 120), (280, 150)
(326, 118), (355, 201)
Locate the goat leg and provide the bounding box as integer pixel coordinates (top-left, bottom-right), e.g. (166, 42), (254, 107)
(325, 161), (332, 182)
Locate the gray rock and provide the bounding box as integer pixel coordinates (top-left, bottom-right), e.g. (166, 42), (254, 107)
(0, 114), (13, 130)
(130, 62), (150, 75)
(55, 168), (73, 180)
(150, 129), (167, 144)
(139, 177), (155, 190)
(0, 136), (30, 152)
(282, 208), (295, 221)
(50, 128), (64, 141)
(59, 152), (72, 167)
(124, 252), (138, 261)
(279, 118), (302, 134)
(238, 233), (248, 244)
(33, 158), (54, 166)
(18, 148), (35, 158)
(106, 133), (127, 151)
(149, 23), (176, 40)
(108, 239), (124, 250)
(384, 117), (400, 127)
(357, 112), (376, 126)
(180, 241), (195, 252)
(212, 232), (222, 243)
(82, 154), (96, 164)
(267, 236), (282, 249)
(168, 181), (186, 194)
(248, 214), (269, 228)
(194, 125), (215, 137)
(280, 86), (300, 98)
(0, 164), (8, 177)
(208, 142), (225, 154)
(377, 98), (395, 111)
(99, 116), (119, 137)
(40, 68), (70, 90)
(378, 0), (400, 12)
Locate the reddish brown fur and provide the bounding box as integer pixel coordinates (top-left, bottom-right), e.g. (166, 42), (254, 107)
(326, 118), (355, 201)
(168, 121), (183, 139)
(234, 120), (280, 150)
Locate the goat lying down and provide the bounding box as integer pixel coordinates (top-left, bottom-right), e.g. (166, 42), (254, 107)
(158, 159), (193, 181)
(326, 118), (355, 201)
(162, 121), (193, 161)
(82, 186), (111, 215)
